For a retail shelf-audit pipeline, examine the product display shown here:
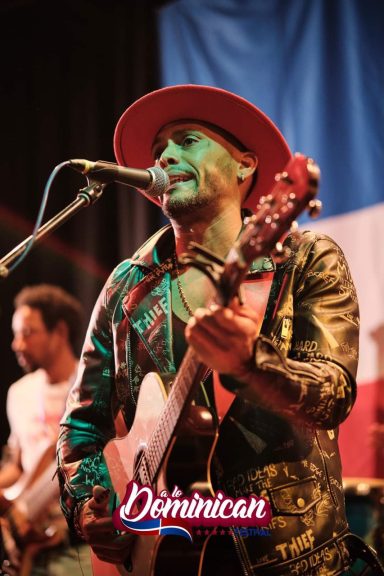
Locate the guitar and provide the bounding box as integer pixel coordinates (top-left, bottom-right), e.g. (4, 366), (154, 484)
(91, 153), (321, 576)
(0, 445), (67, 576)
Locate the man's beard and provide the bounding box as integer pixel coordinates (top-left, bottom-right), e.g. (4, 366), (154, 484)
(162, 189), (212, 220)
(162, 168), (231, 220)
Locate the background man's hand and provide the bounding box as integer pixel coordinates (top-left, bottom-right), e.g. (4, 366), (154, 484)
(1, 516), (21, 576)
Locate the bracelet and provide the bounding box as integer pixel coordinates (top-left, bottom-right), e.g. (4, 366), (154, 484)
(73, 497), (91, 540)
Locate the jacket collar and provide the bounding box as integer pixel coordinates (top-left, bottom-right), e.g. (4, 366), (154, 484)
(129, 224), (174, 269)
(127, 217), (276, 274)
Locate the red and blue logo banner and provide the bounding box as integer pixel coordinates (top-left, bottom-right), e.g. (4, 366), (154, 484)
(112, 480), (271, 539)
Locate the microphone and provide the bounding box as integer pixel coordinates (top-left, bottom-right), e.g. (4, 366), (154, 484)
(68, 159), (169, 197)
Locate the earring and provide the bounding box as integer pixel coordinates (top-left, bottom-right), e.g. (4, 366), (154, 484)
(238, 173), (245, 182)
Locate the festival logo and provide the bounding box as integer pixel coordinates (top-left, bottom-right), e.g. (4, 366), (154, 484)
(113, 481), (272, 541)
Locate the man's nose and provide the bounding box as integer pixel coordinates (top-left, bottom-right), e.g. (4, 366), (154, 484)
(158, 140), (180, 167)
(12, 334), (25, 352)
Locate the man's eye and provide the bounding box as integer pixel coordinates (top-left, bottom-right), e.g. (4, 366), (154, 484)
(182, 135), (199, 147)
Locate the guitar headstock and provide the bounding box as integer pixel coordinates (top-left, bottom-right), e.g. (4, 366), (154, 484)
(239, 153), (320, 258)
(219, 153), (321, 303)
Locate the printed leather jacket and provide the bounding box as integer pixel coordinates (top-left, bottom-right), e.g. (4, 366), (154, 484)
(57, 224), (359, 576)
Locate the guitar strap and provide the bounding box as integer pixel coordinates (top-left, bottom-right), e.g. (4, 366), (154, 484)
(122, 256), (176, 375)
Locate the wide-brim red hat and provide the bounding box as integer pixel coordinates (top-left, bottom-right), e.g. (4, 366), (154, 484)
(114, 84), (292, 210)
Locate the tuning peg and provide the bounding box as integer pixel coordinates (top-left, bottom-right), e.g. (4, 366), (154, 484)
(271, 242), (292, 264)
(243, 213), (258, 226)
(308, 199), (322, 218)
(257, 193), (274, 208)
(275, 171), (293, 185)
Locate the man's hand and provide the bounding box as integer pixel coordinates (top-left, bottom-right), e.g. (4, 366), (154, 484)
(185, 300), (259, 379)
(1, 517), (21, 576)
(79, 485), (135, 565)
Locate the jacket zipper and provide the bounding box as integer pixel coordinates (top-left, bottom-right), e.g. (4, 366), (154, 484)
(230, 528), (254, 576)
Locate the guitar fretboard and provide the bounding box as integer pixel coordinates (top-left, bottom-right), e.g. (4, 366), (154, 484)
(136, 347), (203, 485)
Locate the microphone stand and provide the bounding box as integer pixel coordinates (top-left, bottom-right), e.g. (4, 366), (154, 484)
(0, 181), (105, 279)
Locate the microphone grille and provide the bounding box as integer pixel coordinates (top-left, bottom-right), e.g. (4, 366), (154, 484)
(146, 167), (170, 197)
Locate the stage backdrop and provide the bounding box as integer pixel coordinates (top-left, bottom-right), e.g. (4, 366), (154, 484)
(157, 0), (384, 479)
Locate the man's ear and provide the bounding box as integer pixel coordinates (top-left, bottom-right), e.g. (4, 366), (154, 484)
(237, 151), (258, 182)
(54, 319), (69, 341)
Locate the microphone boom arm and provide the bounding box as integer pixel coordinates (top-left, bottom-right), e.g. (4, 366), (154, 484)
(0, 182), (105, 279)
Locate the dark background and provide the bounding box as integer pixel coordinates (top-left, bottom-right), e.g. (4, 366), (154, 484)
(0, 0), (171, 447)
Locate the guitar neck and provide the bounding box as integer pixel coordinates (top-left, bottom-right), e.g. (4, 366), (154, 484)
(138, 347), (206, 485)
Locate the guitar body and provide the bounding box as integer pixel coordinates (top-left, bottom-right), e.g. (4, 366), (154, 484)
(91, 371), (216, 576)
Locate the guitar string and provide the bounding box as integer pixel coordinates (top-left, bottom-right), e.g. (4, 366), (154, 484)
(131, 242), (241, 483)
(132, 253), (211, 484)
(131, 349), (195, 482)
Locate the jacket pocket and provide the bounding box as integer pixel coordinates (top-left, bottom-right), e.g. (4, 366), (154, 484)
(268, 476), (321, 515)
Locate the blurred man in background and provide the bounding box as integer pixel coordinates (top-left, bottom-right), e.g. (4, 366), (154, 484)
(0, 284), (91, 575)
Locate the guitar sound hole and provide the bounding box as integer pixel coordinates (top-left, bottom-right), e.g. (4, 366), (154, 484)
(166, 435), (214, 494)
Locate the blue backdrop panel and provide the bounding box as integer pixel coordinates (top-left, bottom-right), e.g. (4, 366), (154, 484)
(158, 0), (384, 221)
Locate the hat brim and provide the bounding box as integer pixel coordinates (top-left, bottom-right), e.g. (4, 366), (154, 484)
(113, 84), (292, 210)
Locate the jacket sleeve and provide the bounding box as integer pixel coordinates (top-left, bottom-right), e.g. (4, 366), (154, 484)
(221, 234), (359, 430)
(57, 273), (120, 533)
